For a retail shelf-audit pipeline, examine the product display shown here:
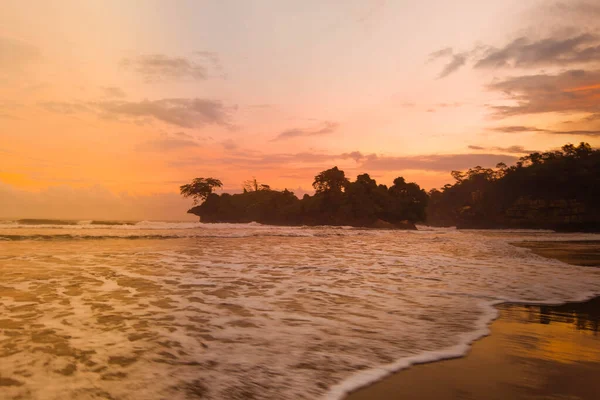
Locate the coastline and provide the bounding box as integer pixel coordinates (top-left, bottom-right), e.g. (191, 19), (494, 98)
(337, 240), (600, 400)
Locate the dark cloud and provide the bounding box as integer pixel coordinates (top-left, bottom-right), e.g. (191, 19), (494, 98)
(487, 69), (600, 117)
(468, 145), (536, 154)
(172, 131), (195, 139)
(221, 139), (238, 150)
(361, 153), (518, 172)
(175, 150), (516, 173)
(489, 126), (546, 133)
(102, 87), (126, 98)
(495, 145), (535, 154)
(340, 151), (367, 163)
(272, 121), (339, 141)
(94, 98), (234, 128)
(39, 97), (235, 129)
(474, 34), (600, 69)
(490, 125), (600, 137)
(437, 53), (468, 78)
(137, 138), (200, 152)
(121, 54), (209, 81)
(428, 47), (454, 62)
(546, 1), (600, 19)
(584, 113), (600, 121)
(547, 129), (600, 136)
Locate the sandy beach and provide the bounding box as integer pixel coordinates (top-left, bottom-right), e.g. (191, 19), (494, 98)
(346, 240), (600, 400)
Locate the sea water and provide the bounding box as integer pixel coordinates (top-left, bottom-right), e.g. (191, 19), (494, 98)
(1, 220), (599, 399)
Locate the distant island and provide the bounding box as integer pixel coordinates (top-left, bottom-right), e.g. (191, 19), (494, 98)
(181, 142), (600, 232)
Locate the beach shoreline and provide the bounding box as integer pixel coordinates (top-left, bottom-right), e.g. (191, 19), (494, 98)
(342, 240), (600, 400)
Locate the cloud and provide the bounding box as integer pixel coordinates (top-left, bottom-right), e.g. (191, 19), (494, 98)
(490, 125), (600, 136)
(272, 121), (339, 141)
(437, 52), (468, 78)
(428, 47), (454, 62)
(39, 97), (235, 129)
(361, 153), (518, 171)
(356, 0), (387, 23)
(172, 150), (517, 174)
(469, 145), (536, 154)
(340, 151), (366, 163)
(102, 87), (126, 98)
(545, 1), (600, 20)
(172, 131), (195, 139)
(428, 47), (472, 78)
(220, 139), (238, 150)
(474, 34), (600, 69)
(195, 51), (227, 78)
(94, 98), (234, 128)
(137, 138), (200, 152)
(547, 129), (600, 136)
(38, 102), (91, 114)
(121, 54), (209, 81)
(487, 69), (600, 117)
(489, 126), (546, 133)
(0, 36), (40, 74)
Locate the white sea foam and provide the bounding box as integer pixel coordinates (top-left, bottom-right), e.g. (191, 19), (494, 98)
(0, 226), (599, 399)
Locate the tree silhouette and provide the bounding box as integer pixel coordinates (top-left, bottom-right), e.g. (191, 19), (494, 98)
(180, 178), (223, 205)
(312, 166), (349, 194)
(243, 177), (271, 192)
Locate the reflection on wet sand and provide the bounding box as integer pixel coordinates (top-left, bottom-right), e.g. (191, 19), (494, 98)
(347, 297), (600, 400)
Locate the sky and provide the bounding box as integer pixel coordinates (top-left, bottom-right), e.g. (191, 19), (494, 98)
(1, 0), (600, 220)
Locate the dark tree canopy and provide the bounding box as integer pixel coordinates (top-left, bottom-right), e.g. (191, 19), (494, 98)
(312, 166), (349, 194)
(180, 178), (223, 205)
(184, 169), (427, 228)
(180, 142), (599, 232)
(426, 142), (600, 231)
(243, 177), (271, 193)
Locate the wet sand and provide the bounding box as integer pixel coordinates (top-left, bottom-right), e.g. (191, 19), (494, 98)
(346, 241), (600, 400)
(512, 240), (600, 267)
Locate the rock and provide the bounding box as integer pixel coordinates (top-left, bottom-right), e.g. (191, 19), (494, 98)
(395, 220), (418, 230)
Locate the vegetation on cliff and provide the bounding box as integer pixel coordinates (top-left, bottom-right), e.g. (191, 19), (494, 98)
(426, 142), (600, 231)
(182, 167), (427, 228)
(181, 143), (599, 231)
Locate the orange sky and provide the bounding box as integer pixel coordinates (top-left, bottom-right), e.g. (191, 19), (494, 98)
(1, 0), (599, 220)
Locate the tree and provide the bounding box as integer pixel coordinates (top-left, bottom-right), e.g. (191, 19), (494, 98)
(312, 166), (349, 194)
(243, 177), (271, 192)
(180, 177), (223, 204)
(388, 177), (428, 222)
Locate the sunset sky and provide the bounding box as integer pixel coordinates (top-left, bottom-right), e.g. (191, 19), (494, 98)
(1, 0), (599, 220)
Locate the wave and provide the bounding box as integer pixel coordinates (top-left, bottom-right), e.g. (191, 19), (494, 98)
(16, 218), (80, 225)
(324, 290), (600, 400)
(0, 230), (368, 241)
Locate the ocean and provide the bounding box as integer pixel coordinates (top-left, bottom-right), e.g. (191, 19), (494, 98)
(1, 220), (599, 399)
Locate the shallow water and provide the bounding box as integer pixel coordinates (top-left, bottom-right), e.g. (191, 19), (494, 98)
(0, 221), (599, 399)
